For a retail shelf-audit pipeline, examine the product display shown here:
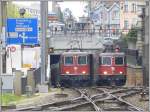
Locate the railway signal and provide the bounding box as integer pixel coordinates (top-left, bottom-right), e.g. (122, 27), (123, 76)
(115, 45), (120, 52)
(48, 47), (54, 53)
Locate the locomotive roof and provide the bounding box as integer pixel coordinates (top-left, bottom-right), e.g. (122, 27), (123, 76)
(99, 52), (125, 56)
(62, 51), (89, 55)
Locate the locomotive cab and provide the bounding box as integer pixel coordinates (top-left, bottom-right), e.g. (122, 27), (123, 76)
(59, 50), (92, 87)
(96, 52), (126, 86)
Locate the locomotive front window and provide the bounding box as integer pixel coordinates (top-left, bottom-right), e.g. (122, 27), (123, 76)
(102, 57), (111, 65)
(78, 56), (87, 65)
(64, 56), (73, 65)
(115, 57), (124, 65)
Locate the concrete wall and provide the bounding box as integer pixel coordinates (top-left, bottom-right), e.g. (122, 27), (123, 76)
(1, 74), (14, 93)
(126, 65), (143, 86)
(143, 0), (149, 86)
(14, 70), (24, 96)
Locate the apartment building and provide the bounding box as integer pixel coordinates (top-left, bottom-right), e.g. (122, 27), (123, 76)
(120, 0), (145, 31)
(90, 1), (120, 38)
(90, 0), (145, 33)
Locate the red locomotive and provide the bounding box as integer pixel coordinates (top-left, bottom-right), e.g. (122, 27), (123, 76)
(59, 50), (92, 87)
(51, 45), (127, 87)
(95, 46), (127, 86)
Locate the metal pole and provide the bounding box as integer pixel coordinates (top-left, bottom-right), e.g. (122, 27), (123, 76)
(0, 1), (6, 111)
(0, 2), (2, 34)
(0, 39), (2, 112)
(40, 1), (48, 84)
(88, 0), (91, 19)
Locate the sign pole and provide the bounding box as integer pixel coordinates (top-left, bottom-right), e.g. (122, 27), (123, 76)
(0, 39), (2, 112)
(40, 1), (48, 84)
(0, 1), (7, 111)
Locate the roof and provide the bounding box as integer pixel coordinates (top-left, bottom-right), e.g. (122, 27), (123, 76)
(48, 12), (57, 15)
(62, 51), (89, 55)
(95, 0), (120, 10)
(49, 22), (65, 26)
(99, 52), (125, 56)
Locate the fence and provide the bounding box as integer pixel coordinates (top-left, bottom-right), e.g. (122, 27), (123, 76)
(48, 29), (129, 38)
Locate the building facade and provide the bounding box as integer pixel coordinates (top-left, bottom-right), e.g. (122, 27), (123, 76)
(90, 0), (145, 34)
(90, 1), (120, 38)
(120, 0), (146, 32)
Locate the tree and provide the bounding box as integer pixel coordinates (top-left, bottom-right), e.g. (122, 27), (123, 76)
(7, 2), (31, 18)
(63, 8), (74, 20)
(59, 11), (64, 22)
(124, 27), (138, 42)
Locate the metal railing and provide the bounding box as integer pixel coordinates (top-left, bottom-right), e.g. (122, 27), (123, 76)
(48, 29), (129, 38)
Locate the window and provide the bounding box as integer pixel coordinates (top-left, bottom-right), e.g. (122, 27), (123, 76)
(115, 57), (124, 65)
(102, 57), (111, 65)
(124, 20), (129, 29)
(99, 57), (101, 65)
(64, 56), (73, 65)
(124, 4), (128, 12)
(112, 10), (119, 19)
(100, 12), (103, 20)
(121, 3), (124, 10)
(132, 3), (136, 12)
(78, 56), (87, 65)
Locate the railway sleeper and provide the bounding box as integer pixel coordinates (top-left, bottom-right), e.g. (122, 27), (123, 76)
(53, 102), (90, 111)
(103, 106), (126, 111)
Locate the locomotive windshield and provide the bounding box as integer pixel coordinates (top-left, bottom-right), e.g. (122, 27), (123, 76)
(102, 57), (111, 65)
(78, 56), (87, 65)
(115, 57), (124, 65)
(64, 56), (73, 65)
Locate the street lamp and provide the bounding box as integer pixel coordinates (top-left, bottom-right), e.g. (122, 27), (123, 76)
(19, 8), (26, 18)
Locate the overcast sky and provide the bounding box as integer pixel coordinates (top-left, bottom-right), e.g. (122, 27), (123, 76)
(13, 1), (87, 19)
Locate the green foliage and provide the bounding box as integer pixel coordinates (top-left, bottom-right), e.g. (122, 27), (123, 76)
(125, 27), (138, 42)
(2, 93), (25, 106)
(59, 11), (64, 22)
(7, 2), (31, 18)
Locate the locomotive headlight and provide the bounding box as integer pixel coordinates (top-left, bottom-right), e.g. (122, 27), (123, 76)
(104, 71), (107, 75)
(82, 71), (86, 74)
(66, 71), (70, 74)
(120, 71), (123, 74)
(74, 67), (78, 70)
(111, 67), (115, 71)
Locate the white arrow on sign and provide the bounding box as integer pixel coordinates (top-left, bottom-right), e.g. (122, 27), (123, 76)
(19, 32), (28, 43)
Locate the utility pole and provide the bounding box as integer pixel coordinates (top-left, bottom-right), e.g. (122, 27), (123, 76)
(0, 1), (7, 33)
(40, 1), (48, 84)
(88, 0), (91, 19)
(0, 38), (3, 112)
(0, 1), (7, 111)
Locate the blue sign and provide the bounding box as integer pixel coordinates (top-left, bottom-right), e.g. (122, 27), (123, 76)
(7, 18), (38, 45)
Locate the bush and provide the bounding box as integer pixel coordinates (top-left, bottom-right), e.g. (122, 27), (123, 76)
(2, 93), (25, 106)
(125, 27), (138, 42)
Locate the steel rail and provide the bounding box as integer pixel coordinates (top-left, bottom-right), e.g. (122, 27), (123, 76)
(75, 88), (102, 111)
(17, 87), (146, 111)
(95, 87), (144, 111)
(105, 90), (144, 111)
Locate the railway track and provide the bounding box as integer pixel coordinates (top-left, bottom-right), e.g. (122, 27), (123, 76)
(17, 87), (147, 111)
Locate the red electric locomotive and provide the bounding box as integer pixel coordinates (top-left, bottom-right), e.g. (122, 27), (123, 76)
(95, 52), (126, 86)
(94, 44), (127, 86)
(59, 50), (92, 87)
